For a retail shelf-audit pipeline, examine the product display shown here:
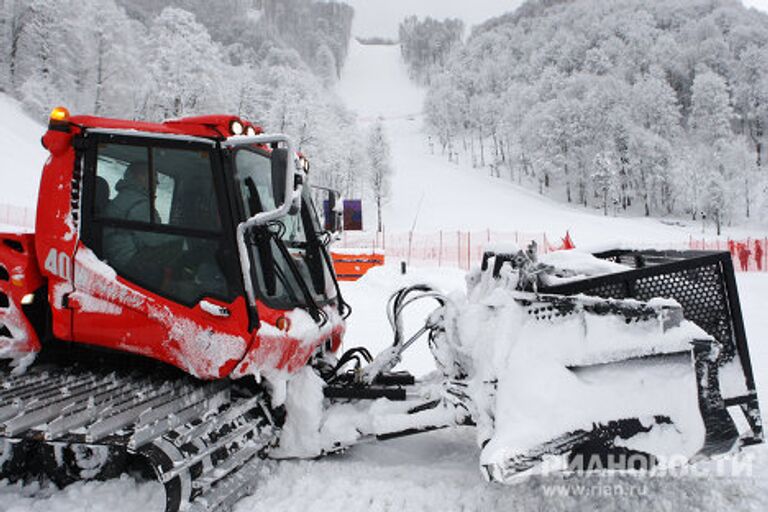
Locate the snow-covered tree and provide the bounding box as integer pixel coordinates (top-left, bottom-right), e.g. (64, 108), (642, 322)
(399, 16), (464, 85)
(423, 0), (768, 225)
(14, 0), (75, 118)
(690, 67), (734, 145)
(314, 44), (337, 88)
(592, 149), (620, 216)
(0, 0), (365, 209)
(0, 0), (32, 92)
(733, 44), (768, 169)
(366, 121), (392, 233)
(142, 8), (225, 119)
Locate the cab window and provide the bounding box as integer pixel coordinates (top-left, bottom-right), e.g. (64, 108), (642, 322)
(87, 140), (239, 306)
(234, 148), (336, 309)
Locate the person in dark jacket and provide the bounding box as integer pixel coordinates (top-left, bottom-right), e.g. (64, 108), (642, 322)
(103, 163), (178, 281)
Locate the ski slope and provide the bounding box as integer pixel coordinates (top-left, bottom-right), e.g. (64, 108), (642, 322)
(338, 40), (763, 246)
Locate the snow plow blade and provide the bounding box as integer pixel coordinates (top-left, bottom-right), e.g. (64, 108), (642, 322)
(464, 248), (762, 481)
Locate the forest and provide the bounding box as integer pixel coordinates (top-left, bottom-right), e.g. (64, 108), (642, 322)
(0, 0), (371, 200)
(422, 0), (768, 232)
(399, 15), (464, 85)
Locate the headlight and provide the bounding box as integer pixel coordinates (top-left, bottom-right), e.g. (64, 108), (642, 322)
(245, 125), (257, 137)
(230, 120), (244, 136)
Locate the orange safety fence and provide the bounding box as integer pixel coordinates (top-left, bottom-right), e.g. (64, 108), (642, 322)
(334, 231), (768, 275)
(336, 230), (561, 271)
(3, 200), (763, 276)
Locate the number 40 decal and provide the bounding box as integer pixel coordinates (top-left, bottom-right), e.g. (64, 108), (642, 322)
(44, 248), (72, 281)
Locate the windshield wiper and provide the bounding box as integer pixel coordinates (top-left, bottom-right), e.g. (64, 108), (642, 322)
(267, 221), (327, 326)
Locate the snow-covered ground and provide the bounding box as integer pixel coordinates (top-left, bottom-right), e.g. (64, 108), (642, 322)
(1, 267), (766, 512)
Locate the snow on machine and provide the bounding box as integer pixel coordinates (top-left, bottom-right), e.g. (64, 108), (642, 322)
(0, 108), (762, 511)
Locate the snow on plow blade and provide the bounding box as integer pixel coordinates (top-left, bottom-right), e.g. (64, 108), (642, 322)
(442, 249), (762, 482)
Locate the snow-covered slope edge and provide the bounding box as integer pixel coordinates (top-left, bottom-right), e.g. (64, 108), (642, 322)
(0, 94), (46, 213)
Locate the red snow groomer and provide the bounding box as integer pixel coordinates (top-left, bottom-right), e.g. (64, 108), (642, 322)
(0, 108), (762, 512)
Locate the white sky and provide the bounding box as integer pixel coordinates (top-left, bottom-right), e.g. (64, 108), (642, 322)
(339, 0), (768, 39)
(743, 0), (768, 11)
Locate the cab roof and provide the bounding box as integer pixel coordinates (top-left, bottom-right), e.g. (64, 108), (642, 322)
(68, 114), (263, 141)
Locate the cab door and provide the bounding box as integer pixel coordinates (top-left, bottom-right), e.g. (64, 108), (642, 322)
(71, 132), (251, 379)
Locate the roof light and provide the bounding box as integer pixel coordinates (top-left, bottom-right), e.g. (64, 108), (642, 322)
(245, 126), (257, 137)
(50, 106), (70, 123)
(230, 120), (244, 136)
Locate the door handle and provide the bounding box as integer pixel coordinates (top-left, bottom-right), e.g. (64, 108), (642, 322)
(199, 300), (231, 318)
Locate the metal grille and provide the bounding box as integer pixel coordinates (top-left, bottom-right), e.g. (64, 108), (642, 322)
(542, 252), (739, 363)
(588, 282), (628, 300)
(633, 264), (735, 360)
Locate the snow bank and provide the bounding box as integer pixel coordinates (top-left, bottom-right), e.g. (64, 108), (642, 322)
(0, 476), (163, 512)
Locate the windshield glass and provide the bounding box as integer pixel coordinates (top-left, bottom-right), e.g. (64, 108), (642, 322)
(234, 148), (336, 310)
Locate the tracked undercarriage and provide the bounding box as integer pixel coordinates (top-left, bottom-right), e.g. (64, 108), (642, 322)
(0, 360), (276, 512)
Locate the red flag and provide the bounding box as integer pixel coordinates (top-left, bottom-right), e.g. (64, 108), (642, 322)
(560, 231), (576, 250)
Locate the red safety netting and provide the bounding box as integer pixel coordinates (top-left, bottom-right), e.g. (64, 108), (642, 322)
(337, 231), (768, 273)
(689, 236), (768, 272)
(338, 230), (568, 270)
